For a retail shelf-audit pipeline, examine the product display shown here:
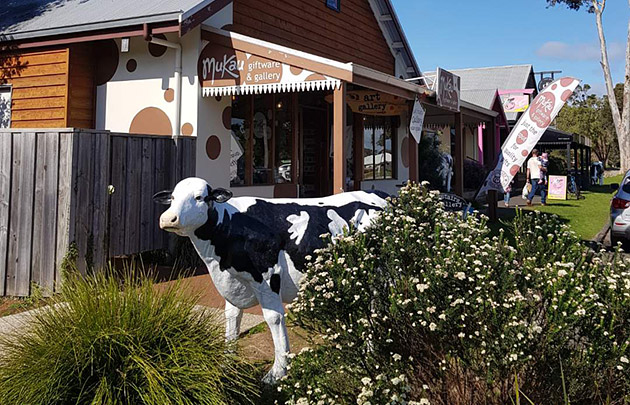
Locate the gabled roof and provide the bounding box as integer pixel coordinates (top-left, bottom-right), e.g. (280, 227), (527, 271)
(424, 64), (536, 121)
(460, 89), (498, 111)
(367, 0), (422, 79)
(0, 0), (215, 41)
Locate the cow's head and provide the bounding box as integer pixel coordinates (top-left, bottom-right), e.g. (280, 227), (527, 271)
(154, 177), (232, 237)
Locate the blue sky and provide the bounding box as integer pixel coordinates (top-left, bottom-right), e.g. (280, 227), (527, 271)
(392, 0), (629, 95)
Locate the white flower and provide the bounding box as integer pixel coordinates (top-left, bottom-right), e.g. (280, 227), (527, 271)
(557, 269), (568, 277)
(454, 272), (466, 280)
(416, 283), (429, 292)
(392, 353), (402, 361)
(622, 356), (629, 364)
(429, 322), (437, 331)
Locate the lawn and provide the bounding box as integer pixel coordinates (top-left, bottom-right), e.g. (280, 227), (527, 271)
(521, 174), (623, 240)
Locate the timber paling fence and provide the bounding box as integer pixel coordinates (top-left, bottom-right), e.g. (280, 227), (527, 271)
(0, 129), (196, 297)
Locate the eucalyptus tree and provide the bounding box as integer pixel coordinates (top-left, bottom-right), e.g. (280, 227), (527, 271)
(547, 0), (630, 169)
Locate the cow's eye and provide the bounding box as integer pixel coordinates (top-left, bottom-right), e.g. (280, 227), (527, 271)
(195, 196), (203, 201)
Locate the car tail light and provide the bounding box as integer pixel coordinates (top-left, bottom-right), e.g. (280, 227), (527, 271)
(612, 198), (630, 209)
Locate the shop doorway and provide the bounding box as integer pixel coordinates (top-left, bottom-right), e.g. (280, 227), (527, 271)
(300, 105), (329, 197)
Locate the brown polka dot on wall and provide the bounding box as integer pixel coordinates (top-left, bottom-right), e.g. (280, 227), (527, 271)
(94, 39), (119, 86)
(222, 106), (232, 130)
(126, 59), (137, 73)
(148, 34), (168, 57)
(164, 88), (175, 103)
(290, 66), (303, 76)
(206, 135), (221, 160)
(181, 123), (194, 136)
(215, 96), (222, 102)
(129, 107), (173, 136)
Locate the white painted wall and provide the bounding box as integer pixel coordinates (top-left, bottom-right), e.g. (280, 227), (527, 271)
(195, 40), (232, 189)
(95, 30), (200, 137)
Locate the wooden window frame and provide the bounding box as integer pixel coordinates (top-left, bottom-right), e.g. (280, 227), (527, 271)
(326, 0), (341, 12)
(0, 85), (13, 129)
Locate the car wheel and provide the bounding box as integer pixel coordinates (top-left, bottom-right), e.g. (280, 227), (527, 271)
(611, 235), (622, 249)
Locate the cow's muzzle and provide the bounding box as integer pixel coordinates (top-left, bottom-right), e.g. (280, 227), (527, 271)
(159, 211), (180, 231)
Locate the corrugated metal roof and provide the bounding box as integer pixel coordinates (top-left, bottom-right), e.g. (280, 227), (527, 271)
(1, 0), (207, 40)
(460, 89), (497, 110)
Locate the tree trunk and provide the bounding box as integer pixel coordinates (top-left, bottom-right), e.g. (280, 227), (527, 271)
(593, 0), (630, 169)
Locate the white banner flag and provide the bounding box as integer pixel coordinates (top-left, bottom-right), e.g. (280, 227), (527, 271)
(479, 77), (580, 195)
(409, 96), (426, 143)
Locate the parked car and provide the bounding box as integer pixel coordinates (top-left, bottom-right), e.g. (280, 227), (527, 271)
(610, 171), (630, 248)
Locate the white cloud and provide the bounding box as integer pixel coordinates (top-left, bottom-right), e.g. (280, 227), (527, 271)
(536, 41), (625, 61)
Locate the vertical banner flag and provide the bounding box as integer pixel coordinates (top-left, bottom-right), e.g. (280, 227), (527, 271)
(410, 96), (426, 143)
(479, 77), (580, 195)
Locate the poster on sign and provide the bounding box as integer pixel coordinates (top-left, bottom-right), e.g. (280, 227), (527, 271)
(409, 97), (426, 143)
(548, 176), (567, 200)
(479, 77), (580, 196)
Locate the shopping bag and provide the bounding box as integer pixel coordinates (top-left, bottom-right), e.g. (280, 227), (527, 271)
(522, 183), (531, 199)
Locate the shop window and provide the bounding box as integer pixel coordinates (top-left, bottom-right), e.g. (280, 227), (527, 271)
(363, 116), (396, 180)
(0, 86), (11, 129)
(230, 93), (295, 187)
(274, 94), (293, 184)
(230, 96), (250, 186)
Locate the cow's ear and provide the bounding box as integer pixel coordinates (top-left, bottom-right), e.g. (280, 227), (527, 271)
(153, 190), (172, 205)
(210, 188), (232, 203)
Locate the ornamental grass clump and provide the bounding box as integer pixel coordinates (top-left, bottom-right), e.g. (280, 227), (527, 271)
(279, 182), (630, 405)
(0, 269), (258, 405)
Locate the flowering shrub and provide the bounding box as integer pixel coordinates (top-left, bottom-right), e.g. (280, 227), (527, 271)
(277, 182), (630, 405)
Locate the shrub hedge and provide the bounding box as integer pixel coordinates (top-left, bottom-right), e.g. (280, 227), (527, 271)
(278, 182), (630, 405)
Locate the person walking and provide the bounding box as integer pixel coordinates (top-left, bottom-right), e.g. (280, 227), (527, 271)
(526, 149), (547, 206)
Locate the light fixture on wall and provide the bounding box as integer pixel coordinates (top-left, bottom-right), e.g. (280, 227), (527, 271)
(121, 37), (130, 53)
(276, 100), (284, 110)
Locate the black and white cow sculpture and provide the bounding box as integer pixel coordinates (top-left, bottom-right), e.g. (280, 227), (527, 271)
(155, 177), (387, 383)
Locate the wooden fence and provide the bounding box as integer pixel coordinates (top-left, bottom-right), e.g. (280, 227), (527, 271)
(0, 129), (196, 297)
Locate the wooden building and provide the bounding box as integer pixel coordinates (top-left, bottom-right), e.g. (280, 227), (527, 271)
(0, 0), (501, 295)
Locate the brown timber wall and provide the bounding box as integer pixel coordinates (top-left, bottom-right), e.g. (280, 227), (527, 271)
(3, 48), (70, 128)
(0, 129), (195, 297)
(231, 0), (395, 75)
(1, 45), (96, 129)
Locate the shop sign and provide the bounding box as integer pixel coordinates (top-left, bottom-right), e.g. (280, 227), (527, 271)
(409, 96), (425, 143)
(548, 175), (567, 200)
(479, 77), (579, 194)
(326, 90), (407, 116)
(439, 193), (468, 212)
(502, 93), (530, 113)
(197, 43), (341, 96)
(436, 68), (460, 112)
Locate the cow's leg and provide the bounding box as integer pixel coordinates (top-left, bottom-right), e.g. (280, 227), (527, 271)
(253, 284), (290, 384)
(225, 300), (243, 342)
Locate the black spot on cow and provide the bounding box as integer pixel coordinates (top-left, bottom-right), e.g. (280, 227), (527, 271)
(270, 274), (281, 294)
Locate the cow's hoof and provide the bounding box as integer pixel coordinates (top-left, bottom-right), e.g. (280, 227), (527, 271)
(262, 367), (286, 385)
